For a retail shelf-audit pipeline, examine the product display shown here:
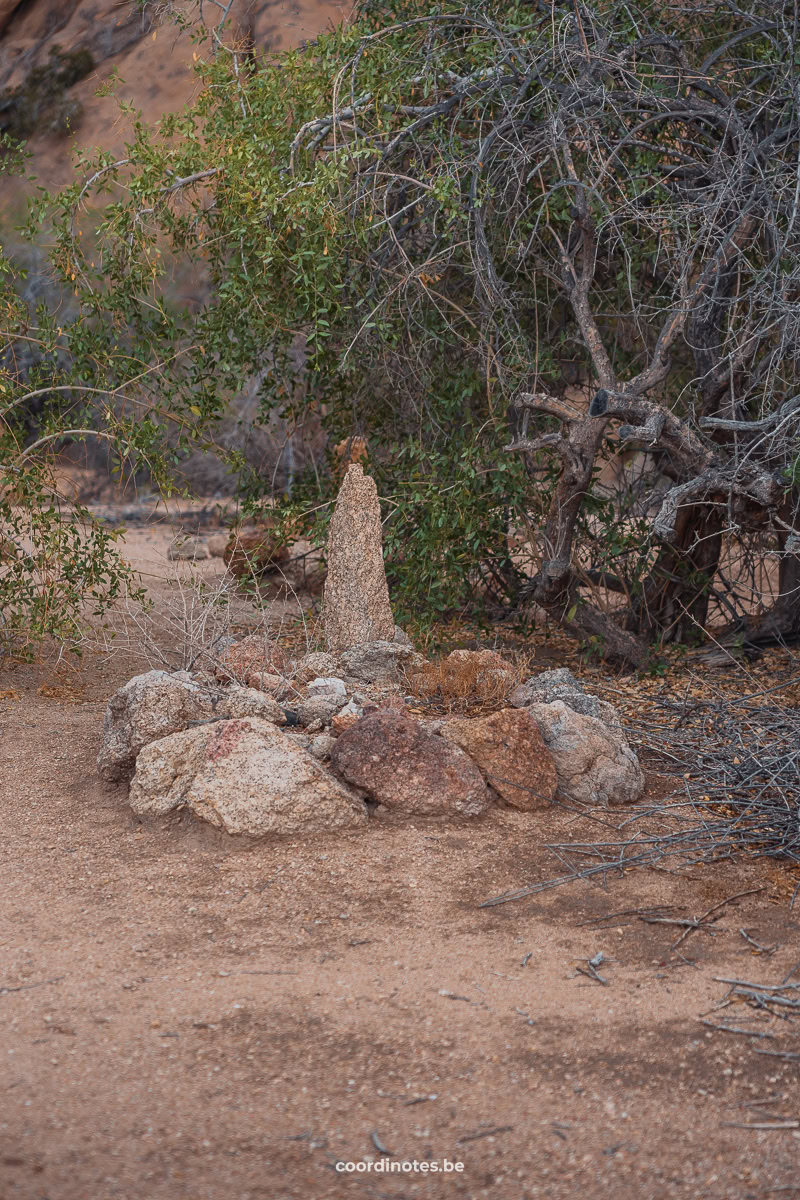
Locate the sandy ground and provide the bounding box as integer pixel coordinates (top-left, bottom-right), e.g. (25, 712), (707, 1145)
(2, 527), (800, 1200)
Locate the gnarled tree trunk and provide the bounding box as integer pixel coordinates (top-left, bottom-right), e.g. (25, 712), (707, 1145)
(628, 506), (724, 644)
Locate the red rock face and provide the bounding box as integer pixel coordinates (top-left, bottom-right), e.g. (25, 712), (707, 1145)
(0, 0), (352, 191)
(329, 711), (491, 818)
(441, 709), (558, 810)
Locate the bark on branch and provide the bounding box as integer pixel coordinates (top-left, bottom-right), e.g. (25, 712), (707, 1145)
(586, 394), (784, 542)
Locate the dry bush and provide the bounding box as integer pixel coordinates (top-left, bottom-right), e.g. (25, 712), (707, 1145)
(93, 560), (314, 679)
(403, 650), (525, 715)
(483, 676), (800, 908)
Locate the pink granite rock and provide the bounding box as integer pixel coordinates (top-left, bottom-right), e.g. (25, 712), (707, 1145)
(329, 711), (491, 817)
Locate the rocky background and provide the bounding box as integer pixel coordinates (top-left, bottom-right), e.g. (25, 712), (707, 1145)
(1, 0), (349, 194)
(1, 0), (350, 500)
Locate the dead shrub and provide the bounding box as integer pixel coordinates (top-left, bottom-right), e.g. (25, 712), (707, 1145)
(403, 649), (525, 715)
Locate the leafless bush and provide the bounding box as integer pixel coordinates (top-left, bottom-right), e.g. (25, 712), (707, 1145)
(482, 676), (800, 908)
(93, 558), (315, 678)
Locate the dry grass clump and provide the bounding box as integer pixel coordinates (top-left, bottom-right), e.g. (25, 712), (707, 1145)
(403, 649), (525, 715)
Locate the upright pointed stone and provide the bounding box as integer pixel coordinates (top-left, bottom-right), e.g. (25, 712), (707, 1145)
(324, 463), (395, 652)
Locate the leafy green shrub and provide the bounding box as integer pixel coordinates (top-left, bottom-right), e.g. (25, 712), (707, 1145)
(0, 163), (189, 657)
(3, 0), (799, 661)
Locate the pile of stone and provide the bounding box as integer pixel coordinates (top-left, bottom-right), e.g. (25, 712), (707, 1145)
(97, 463), (644, 836)
(97, 657), (643, 836)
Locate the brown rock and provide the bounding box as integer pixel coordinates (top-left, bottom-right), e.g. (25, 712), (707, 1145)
(293, 651), (339, 683)
(294, 695), (346, 728)
(245, 671), (285, 695)
(330, 699), (364, 736)
(223, 522), (291, 579)
(97, 670), (285, 783)
(441, 709), (557, 810)
(331, 709), (362, 736)
(337, 639), (417, 683)
(329, 711), (490, 817)
(220, 687), (286, 726)
(215, 634), (287, 684)
(323, 464), (395, 652)
(509, 668), (622, 728)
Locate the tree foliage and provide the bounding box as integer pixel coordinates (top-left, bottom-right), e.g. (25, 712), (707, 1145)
(3, 0), (799, 662)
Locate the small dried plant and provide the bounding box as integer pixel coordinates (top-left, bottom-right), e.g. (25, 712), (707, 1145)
(403, 651), (526, 715)
(92, 557), (316, 681)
